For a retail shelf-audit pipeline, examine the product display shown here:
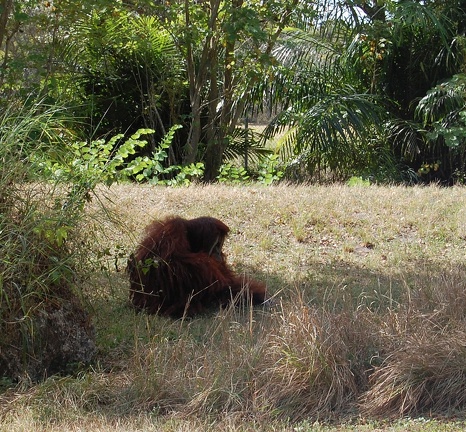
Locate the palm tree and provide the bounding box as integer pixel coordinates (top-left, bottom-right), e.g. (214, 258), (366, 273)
(253, 0), (465, 183)
(255, 11), (393, 181)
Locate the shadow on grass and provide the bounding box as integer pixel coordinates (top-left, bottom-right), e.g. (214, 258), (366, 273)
(88, 256), (466, 358)
(264, 256), (466, 313)
(16, 257), (463, 424)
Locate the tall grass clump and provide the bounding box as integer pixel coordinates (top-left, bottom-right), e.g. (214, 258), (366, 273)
(361, 326), (466, 417)
(255, 302), (375, 421)
(110, 268), (466, 423)
(360, 270), (466, 417)
(125, 305), (274, 418)
(0, 101), (96, 384)
(122, 293), (381, 422)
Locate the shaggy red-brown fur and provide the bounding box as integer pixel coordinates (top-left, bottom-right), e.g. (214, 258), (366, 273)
(127, 216), (267, 318)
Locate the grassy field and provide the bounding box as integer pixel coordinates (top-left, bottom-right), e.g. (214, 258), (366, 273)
(1, 183), (466, 431)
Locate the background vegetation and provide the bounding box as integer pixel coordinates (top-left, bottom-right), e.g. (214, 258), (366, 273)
(2, 0), (466, 184)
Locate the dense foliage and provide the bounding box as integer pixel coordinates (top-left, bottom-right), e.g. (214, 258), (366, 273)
(0, 0), (465, 183)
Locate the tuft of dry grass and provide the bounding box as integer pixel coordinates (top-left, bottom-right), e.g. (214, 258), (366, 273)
(253, 301), (371, 421)
(361, 325), (466, 417)
(2, 183), (466, 431)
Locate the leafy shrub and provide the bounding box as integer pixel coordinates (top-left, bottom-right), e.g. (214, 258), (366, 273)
(217, 163), (250, 183)
(0, 101), (95, 383)
(217, 154), (284, 185)
(33, 124), (202, 187)
(257, 154), (284, 185)
(124, 126), (204, 185)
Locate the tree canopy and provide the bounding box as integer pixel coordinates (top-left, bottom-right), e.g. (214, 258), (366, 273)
(1, 0), (465, 183)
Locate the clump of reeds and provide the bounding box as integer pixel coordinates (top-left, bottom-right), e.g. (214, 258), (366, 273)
(0, 101), (96, 383)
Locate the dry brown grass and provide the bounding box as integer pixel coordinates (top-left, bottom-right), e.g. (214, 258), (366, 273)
(2, 183), (466, 431)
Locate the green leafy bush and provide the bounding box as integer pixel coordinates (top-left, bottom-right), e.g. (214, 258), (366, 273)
(33, 124), (203, 188)
(217, 163), (250, 183)
(257, 154), (284, 185)
(123, 125), (204, 185)
(217, 154), (284, 185)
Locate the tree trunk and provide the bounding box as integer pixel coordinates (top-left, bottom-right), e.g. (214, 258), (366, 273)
(0, 0), (13, 49)
(183, 0), (299, 180)
(182, 0), (221, 166)
(203, 0), (243, 181)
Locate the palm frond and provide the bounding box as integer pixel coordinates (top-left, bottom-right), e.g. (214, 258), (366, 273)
(416, 74), (466, 125)
(392, 1), (454, 51)
(278, 89), (385, 159)
(270, 124), (299, 161)
(222, 127), (271, 163)
(388, 119), (422, 161)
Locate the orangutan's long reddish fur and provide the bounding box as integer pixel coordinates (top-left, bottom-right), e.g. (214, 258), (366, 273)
(127, 216), (267, 317)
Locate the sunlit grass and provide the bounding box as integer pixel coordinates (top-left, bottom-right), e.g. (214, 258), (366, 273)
(1, 183), (466, 431)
